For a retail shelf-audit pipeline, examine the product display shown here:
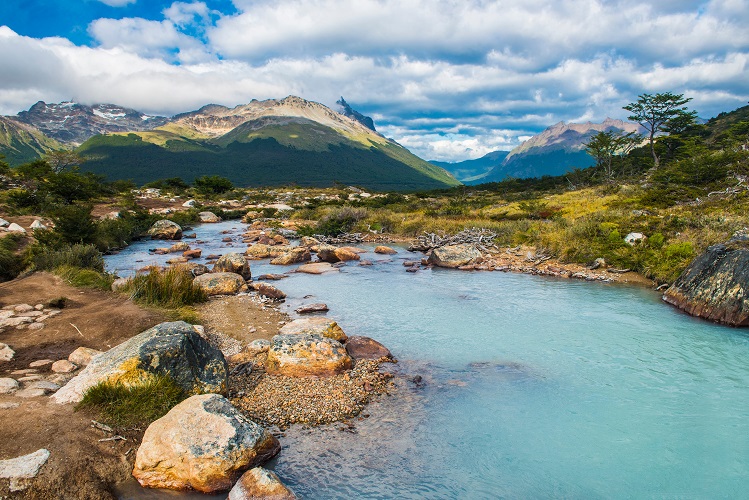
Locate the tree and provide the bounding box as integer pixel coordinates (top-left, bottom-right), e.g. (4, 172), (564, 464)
(623, 92), (697, 168)
(44, 151), (85, 173)
(585, 130), (641, 182)
(193, 175), (234, 195)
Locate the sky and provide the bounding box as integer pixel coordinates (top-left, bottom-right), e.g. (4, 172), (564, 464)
(0, 0), (747, 162)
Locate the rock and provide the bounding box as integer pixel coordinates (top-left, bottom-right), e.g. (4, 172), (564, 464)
(182, 199), (196, 207)
(296, 262), (338, 274)
(29, 359), (53, 368)
(317, 245), (360, 263)
(25, 380), (60, 393)
(663, 239), (749, 326)
(0, 402), (20, 409)
(345, 336), (393, 360)
(334, 248), (360, 262)
(169, 242), (190, 252)
(68, 347), (103, 366)
(0, 343), (15, 362)
(427, 244), (482, 268)
(166, 256), (189, 265)
(279, 317), (347, 342)
(194, 272), (246, 296)
(590, 257), (606, 270)
(175, 262), (210, 277)
(374, 245), (397, 255)
(270, 247), (311, 265)
(214, 252), (252, 280)
(51, 360), (77, 373)
(266, 334), (352, 377)
(0, 217), (8, 227)
(228, 467), (297, 500)
(148, 220), (183, 240)
(29, 220), (47, 230)
(14, 388), (47, 398)
(14, 304), (34, 313)
(295, 303), (329, 314)
(227, 340), (271, 364)
(624, 232), (646, 245)
(6, 223), (26, 233)
(199, 211), (222, 223)
(256, 273), (288, 281)
(52, 321), (228, 404)
(111, 277), (131, 292)
(133, 394), (280, 493)
(300, 236), (320, 247)
(251, 283), (286, 301)
(0, 449), (50, 492)
(183, 249), (202, 259)
(340, 246), (366, 254)
(0, 378), (19, 394)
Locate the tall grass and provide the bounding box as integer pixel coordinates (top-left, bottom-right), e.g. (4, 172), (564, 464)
(123, 267), (207, 308)
(0, 234), (24, 281)
(31, 243), (104, 272)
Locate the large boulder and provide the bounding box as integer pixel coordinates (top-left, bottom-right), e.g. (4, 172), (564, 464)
(228, 467), (296, 500)
(52, 322), (228, 404)
(270, 247), (311, 265)
(427, 243), (482, 268)
(148, 220), (182, 240)
(266, 334), (352, 377)
(345, 336), (393, 360)
(251, 282), (287, 301)
(194, 272), (245, 296)
(374, 245), (398, 255)
(663, 237), (749, 326)
(279, 317), (347, 343)
(133, 394), (280, 493)
(213, 253), (252, 280)
(317, 245), (360, 263)
(199, 211), (222, 223)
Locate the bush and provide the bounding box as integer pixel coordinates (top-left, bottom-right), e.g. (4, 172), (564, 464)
(54, 265), (114, 290)
(76, 374), (187, 428)
(315, 206), (369, 236)
(123, 267), (207, 308)
(193, 175), (234, 195)
(0, 234), (25, 281)
(30, 244), (104, 272)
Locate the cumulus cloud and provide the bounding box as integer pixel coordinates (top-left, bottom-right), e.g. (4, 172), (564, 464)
(0, 0), (748, 161)
(97, 0), (137, 7)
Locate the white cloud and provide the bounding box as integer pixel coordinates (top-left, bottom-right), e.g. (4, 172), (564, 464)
(97, 0), (137, 7)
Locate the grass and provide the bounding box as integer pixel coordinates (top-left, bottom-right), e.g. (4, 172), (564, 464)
(122, 267), (207, 309)
(76, 374), (187, 428)
(0, 233), (25, 281)
(54, 265), (114, 290)
(30, 243), (104, 272)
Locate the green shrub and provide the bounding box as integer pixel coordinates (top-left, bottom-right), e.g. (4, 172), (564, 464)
(54, 265), (114, 290)
(123, 267), (207, 308)
(0, 234), (25, 281)
(315, 206), (369, 236)
(76, 374), (187, 428)
(30, 244), (104, 272)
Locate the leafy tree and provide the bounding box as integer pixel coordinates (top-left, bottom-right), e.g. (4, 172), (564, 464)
(44, 151), (85, 173)
(193, 175), (233, 195)
(585, 130), (641, 182)
(623, 92), (697, 167)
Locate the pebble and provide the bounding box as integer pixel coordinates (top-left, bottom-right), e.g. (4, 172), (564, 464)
(0, 402), (20, 409)
(29, 360), (54, 368)
(25, 381), (60, 393)
(51, 360), (77, 373)
(0, 378), (20, 394)
(11, 369), (38, 375)
(14, 388), (48, 398)
(28, 323), (45, 331)
(18, 375), (43, 382)
(13, 304), (34, 313)
(0, 342), (15, 362)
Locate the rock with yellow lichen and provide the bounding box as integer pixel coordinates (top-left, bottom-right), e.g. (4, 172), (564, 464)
(266, 334), (352, 377)
(278, 317), (347, 343)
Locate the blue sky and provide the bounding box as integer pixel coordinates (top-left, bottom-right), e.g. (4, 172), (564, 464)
(0, 0), (748, 161)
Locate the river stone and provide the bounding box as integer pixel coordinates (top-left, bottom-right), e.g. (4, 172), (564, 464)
(15, 388), (47, 398)
(295, 303), (329, 314)
(111, 277), (131, 292)
(0, 343), (15, 362)
(227, 339), (271, 364)
(183, 249), (202, 259)
(266, 334), (352, 377)
(199, 211), (222, 223)
(345, 336), (393, 360)
(300, 236), (320, 247)
(51, 359), (77, 373)
(194, 272), (246, 296)
(663, 238), (749, 326)
(213, 253), (252, 280)
(374, 245), (397, 255)
(296, 262), (338, 274)
(251, 282), (287, 301)
(228, 467), (297, 500)
(270, 247), (311, 265)
(148, 220), (183, 240)
(6, 223), (26, 234)
(133, 394), (280, 493)
(52, 321), (228, 404)
(0, 378), (19, 394)
(29, 359), (53, 368)
(279, 317), (347, 343)
(428, 244), (482, 268)
(0, 448), (50, 492)
(169, 242), (190, 253)
(68, 347), (103, 366)
(25, 380), (60, 393)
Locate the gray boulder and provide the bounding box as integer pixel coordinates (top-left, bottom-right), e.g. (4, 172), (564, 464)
(228, 467), (296, 500)
(213, 252), (252, 280)
(266, 334), (352, 377)
(427, 244), (482, 268)
(133, 394), (280, 493)
(0, 449), (50, 492)
(194, 272), (245, 296)
(199, 211), (222, 223)
(52, 321), (227, 404)
(148, 220), (182, 240)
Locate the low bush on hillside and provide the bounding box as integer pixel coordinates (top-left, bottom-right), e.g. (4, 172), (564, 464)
(29, 243), (104, 272)
(0, 234), (25, 281)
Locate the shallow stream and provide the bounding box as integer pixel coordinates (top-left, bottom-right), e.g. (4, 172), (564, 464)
(107, 221), (749, 499)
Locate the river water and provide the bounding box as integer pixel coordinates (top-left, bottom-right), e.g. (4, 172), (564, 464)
(107, 221), (749, 499)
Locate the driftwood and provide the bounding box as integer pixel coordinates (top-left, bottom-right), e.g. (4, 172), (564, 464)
(313, 232), (393, 244)
(409, 227), (498, 252)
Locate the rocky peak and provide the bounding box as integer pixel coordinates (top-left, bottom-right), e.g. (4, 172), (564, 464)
(336, 97), (376, 131)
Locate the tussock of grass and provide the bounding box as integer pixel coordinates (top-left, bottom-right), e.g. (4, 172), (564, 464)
(0, 233), (24, 281)
(54, 264), (114, 290)
(76, 374), (187, 428)
(31, 243), (104, 272)
(123, 267), (207, 308)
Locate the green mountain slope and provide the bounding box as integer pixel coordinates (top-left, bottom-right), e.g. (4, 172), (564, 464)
(0, 117), (63, 165)
(430, 150), (509, 183)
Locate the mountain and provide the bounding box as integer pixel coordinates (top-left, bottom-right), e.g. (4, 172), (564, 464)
(430, 150), (509, 183)
(77, 96), (459, 191)
(336, 97), (376, 131)
(15, 101), (168, 145)
(477, 118), (643, 182)
(0, 116), (62, 165)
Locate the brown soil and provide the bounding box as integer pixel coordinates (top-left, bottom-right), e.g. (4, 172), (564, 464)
(0, 272), (166, 498)
(196, 294), (289, 344)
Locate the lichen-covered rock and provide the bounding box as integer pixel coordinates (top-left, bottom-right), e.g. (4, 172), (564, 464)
(228, 467), (297, 500)
(51, 360), (77, 373)
(133, 395), (279, 493)
(245, 244), (293, 259)
(299, 236), (320, 247)
(251, 282), (286, 301)
(270, 247), (311, 265)
(427, 243), (482, 268)
(213, 253), (252, 280)
(295, 303), (329, 314)
(317, 245), (360, 263)
(194, 272), (245, 296)
(169, 242), (190, 252)
(0, 377), (19, 394)
(296, 262), (338, 274)
(52, 322), (228, 404)
(148, 220), (183, 240)
(0, 448), (50, 492)
(266, 334), (352, 377)
(345, 336), (393, 360)
(663, 238), (749, 326)
(279, 317), (347, 343)
(374, 245), (398, 255)
(199, 211), (222, 223)
(68, 347), (103, 366)
(0, 342), (15, 362)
